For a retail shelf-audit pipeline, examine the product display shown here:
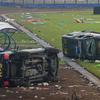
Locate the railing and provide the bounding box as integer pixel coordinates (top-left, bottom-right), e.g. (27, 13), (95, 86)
(0, 0), (100, 4)
(0, 2), (100, 8)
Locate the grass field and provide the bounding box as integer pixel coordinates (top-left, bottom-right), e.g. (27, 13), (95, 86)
(0, 31), (40, 49)
(12, 31), (40, 48)
(77, 60), (100, 79)
(8, 11), (100, 48)
(8, 11), (100, 78)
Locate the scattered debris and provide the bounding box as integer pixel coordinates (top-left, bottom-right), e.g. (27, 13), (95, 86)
(38, 83), (42, 86)
(95, 60), (100, 63)
(36, 87), (42, 90)
(18, 96), (23, 99)
(80, 90), (86, 92)
(49, 92), (55, 96)
(5, 18), (15, 22)
(29, 87), (35, 90)
(34, 95), (38, 99)
(40, 96), (45, 99)
(6, 90), (14, 93)
(71, 59), (76, 62)
(68, 85), (82, 88)
(0, 95), (6, 97)
(74, 18), (84, 23)
(43, 82), (49, 86)
(55, 85), (62, 89)
(15, 91), (19, 94)
(65, 66), (73, 70)
(41, 87), (50, 90)
(88, 82), (94, 87)
(58, 91), (68, 95)
(20, 87), (27, 91)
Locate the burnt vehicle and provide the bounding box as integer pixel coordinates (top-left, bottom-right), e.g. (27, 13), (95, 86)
(0, 47), (59, 87)
(62, 31), (100, 61)
(0, 22), (59, 87)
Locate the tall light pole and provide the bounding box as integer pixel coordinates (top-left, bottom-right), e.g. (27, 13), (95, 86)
(75, 0), (77, 4)
(64, 0), (66, 4)
(86, 0), (88, 4)
(98, 0), (100, 4)
(13, 0), (15, 3)
(43, 0), (45, 4)
(33, 0), (35, 4)
(22, 0), (24, 4)
(54, 0), (56, 4)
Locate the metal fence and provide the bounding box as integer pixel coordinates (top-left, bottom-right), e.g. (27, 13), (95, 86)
(0, 0), (100, 4)
(0, 0), (100, 8)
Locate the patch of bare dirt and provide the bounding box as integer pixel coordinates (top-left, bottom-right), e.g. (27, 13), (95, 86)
(0, 65), (100, 100)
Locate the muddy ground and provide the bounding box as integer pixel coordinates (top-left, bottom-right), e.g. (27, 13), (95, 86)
(0, 65), (100, 100)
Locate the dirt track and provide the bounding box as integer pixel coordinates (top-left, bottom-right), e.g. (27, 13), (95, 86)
(0, 7), (92, 14)
(0, 8), (69, 14)
(0, 65), (100, 100)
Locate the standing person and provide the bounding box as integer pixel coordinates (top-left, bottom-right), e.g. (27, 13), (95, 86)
(3, 53), (10, 87)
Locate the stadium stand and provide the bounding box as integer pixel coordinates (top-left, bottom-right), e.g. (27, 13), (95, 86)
(94, 6), (100, 14)
(0, 0), (100, 8)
